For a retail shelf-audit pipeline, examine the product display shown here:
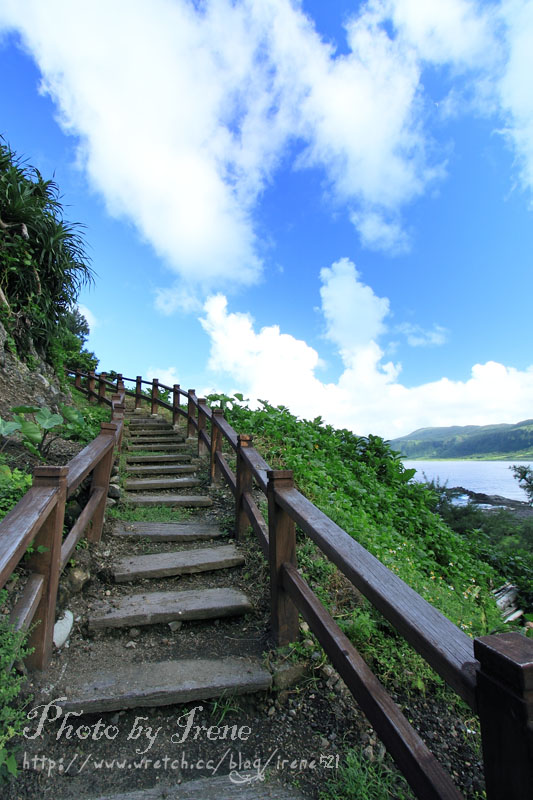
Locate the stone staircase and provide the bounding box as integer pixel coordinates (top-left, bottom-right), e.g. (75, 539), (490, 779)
(62, 407), (271, 713)
(32, 406), (307, 799)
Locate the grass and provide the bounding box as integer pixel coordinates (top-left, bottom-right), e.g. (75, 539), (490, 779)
(319, 748), (414, 800)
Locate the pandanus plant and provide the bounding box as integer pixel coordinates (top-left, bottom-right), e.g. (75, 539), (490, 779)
(0, 138), (94, 359)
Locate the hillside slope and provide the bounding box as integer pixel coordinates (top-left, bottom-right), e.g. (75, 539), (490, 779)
(390, 419), (533, 459)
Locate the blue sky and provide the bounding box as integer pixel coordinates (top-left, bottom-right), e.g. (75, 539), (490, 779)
(1, 0), (533, 438)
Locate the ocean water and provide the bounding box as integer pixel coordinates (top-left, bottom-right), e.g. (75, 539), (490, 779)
(403, 460), (532, 502)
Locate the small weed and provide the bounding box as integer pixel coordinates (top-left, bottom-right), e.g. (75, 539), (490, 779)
(209, 694), (241, 725)
(319, 748), (414, 800)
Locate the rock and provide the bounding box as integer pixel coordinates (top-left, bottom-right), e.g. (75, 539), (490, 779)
(107, 484), (121, 500)
(125, 641), (136, 649)
(67, 567), (90, 594)
(129, 627), (141, 638)
(65, 500), (83, 525)
(168, 620), (182, 632)
(363, 745), (375, 761)
(35, 373), (50, 389)
(53, 610), (74, 649)
(106, 498), (117, 508)
(272, 661), (308, 691)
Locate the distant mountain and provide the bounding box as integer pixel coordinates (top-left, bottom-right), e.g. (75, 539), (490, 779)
(390, 419), (533, 460)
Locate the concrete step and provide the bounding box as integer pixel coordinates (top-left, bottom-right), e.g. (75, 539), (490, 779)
(92, 774), (304, 799)
(125, 464), (197, 476)
(126, 435), (185, 445)
(125, 453), (193, 464)
(128, 425), (174, 436)
(124, 493), (212, 507)
(126, 442), (189, 451)
(124, 477), (201, 491)
(112, 520), (225, 542)
(88, 587), (252, 630)
(57, 656), (271, 715)
(113, 543), (244, 582)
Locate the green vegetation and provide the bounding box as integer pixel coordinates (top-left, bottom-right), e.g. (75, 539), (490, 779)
(0, 138), (97, 374)
(319, 748), (414, 800)
(390, 419), (533, 460)
(0, 459), (32, 522)
(0, 590), (32, 783)
(209, 396), (505, 702)
(511, 464), (533, 504)
(429, 484), (533, 612)
(0, 400), (108, 462)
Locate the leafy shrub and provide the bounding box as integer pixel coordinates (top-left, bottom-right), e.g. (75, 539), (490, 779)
(0, 589), (31, 782)
(0, 461), (32, 522)
(211, 395), (503, 693)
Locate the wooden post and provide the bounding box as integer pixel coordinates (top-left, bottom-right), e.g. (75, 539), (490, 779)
(210, 408), (224, 485)
(197, 399), (208, 457)
(98, 372), (107, 405)
(116, 373), (123, 390)
(267, 470), (299, 647)
(111, 394), (125, 450)
(87, 422), (118, 544)
(235, 434), (253, 540)
(475, 632), (533, 800)
(25, 466), (68, 670)
(75, 370), (81, 390)
(172, 384), (181, 427)
(88, 370), (96, 403)
(187, 390), (196, 440)
(151, 378), (159, 416)
(135, 376), (142, 409)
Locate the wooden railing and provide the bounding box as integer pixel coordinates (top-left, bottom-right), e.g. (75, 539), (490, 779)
(0, 387), (125, 670)
(62, 373), (533, 796)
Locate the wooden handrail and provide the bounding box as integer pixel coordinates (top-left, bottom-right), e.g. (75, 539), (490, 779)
(276, 483), (478, 710)
(0, 486), (59, 589)
(0, 388), (125, 670)
(283, 562), (464, 800)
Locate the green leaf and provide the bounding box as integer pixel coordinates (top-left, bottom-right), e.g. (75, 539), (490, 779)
(5, 752), (17, 776)
(60, 404), (84, 425)
(0, 419), (21, 437)
(401, 468), (417, 483)
(35, 409), (63, 429)
(18, 419), (41, 445)
(11, 405), (39, 414)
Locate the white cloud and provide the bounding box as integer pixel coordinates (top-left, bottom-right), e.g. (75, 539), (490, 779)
(154, 285), (203, 316)
(350, 210), (411, 253)
(200, 261), (533, 438)
(77, 304), (99, 330)
(0, 0), (480, 286)
(319, 258), (390, 353)
(397, 322), (449, 347)
(145, 366), (180, 388)
(387, 0), (497, 68)
(497, 0), (533, 197)
(1, 0), (531, 293)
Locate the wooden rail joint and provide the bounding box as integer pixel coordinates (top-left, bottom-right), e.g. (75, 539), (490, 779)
(474, 632), (533, 800)
(267, 470), (299, 647)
